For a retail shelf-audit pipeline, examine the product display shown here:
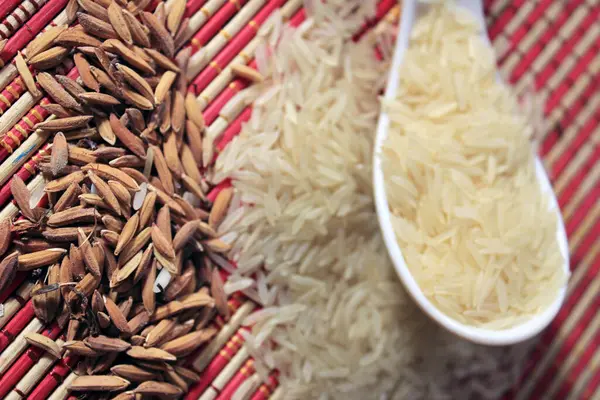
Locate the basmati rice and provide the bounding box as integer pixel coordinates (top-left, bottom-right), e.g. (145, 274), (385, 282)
(214, 0), (537, 398)
(382, 4), (566, 328)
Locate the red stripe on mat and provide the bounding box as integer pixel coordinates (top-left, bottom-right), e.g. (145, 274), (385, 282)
(1, 0), (69, 64)
(557, 152), (600, 210)
(185, 0), (207, 17)
(217, 107), (252, 151)
(509, 0), (553, 45)
(529, 290), (600, 399)
(549, 63), (599, 117)
(521, 212), (600, 375)
(583, 365), (600, 399)
(540, 83), (600, 158)
(507, 234), (600, 398)
(547, 256), (597, 331)
(555, 329), (600, 399)
(515, 0), (587, 68)
(0, 0), (21, 21)
(535, 12), (599, 87)
(566, 195), (600, 243)
(0, 323), (63, 397)
(573, 218), (600, 265)
(189, 0), (249, 51)
(26, 356), (76, 399)
(0, 273), (25, 304)
(489, 6), (517, 39)
(559, 81), (600, 129)
(523, 0), (555, 26)
(551, 114), (600, 179)
(550, 219), (600, 322)
(0, 302), (35, 352)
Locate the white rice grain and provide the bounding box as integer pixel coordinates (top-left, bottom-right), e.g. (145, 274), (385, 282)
(215, 1), (535, 398)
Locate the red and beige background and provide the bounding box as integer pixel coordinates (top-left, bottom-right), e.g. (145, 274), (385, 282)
(0, 0), (597, 399)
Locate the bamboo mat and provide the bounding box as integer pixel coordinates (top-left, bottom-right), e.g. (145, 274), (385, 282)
(0, 0), (597, 399)
(486, 1), (600, 399)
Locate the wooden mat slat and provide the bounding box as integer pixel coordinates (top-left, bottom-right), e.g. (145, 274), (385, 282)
(0, 0), (23, 22)
(492, 0), (600, 397)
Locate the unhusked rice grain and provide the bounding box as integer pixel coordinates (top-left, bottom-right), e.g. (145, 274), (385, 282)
(214, 0), (536, 398)
(382, 4), (566, 328)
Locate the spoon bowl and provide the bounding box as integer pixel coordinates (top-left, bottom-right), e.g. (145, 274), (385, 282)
(373, 0), (570, 346)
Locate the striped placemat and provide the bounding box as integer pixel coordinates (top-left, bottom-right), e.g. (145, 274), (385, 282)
(485, 1), (600, 399)
(0, 0), (596, 398)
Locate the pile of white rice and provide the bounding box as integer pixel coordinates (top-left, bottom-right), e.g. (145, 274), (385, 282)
(214, 1), (534, 398)
(381, 4), (566, 328)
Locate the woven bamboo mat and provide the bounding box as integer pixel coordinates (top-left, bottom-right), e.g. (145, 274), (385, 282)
(0, 0), (597, 399)
(483, 1), (600, 399)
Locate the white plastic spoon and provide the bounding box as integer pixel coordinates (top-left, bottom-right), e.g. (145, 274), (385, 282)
(373, 0), (570, 346)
